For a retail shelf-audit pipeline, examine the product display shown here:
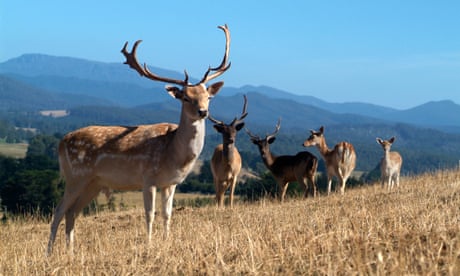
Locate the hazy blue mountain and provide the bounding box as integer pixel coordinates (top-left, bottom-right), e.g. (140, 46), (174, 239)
(220, 85), (460, 132)
(221, 85), (399, 115)
(3, 73), (170, 107)
(208, 92), (387, 131)
(390, 100), (460, 126)
(0, 54), (194, 87)
(0, 75), (111, 110)
(2, 53), (460, 133)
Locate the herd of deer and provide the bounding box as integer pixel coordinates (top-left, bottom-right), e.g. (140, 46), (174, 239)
(46, 25), (403, 255)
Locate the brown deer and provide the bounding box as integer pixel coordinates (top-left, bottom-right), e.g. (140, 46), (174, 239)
(246, 119), (318, 201)
(208, 95), (248, 207)
(47, 25), (231, 254)
(303, 126), (356, 195)
(376, 137), (402, 191)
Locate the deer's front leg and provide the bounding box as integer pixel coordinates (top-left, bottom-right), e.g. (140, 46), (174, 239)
(327, 176), (333, 195)
(161, 184), (177, 239)
(143, 185), (157, 243)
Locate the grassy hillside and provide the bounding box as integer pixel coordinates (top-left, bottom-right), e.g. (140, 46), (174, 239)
(1, 170), (459, 274)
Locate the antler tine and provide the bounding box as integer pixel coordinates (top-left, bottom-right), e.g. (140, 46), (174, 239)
(245, 128), (260, 141)
(239, 94), (249, 120)
(207, 112), (224, 125)
(121, 40), (188, 86)
(210, 25), (231, 71)
(230, 94), (248, 126)
(267, 118), (281, 139)
(197, 24), (231, 84)
(121, 40), (145, 76)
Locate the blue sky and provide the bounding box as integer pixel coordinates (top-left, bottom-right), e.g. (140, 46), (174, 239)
(1, 1), (459, 109)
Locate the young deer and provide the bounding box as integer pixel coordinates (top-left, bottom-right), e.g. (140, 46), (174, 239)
(47, 25), (231, 254)
(246, 120), (318, 201)
(303, 126), (356, 195)
(208, 95), (248, 207)
(376, 137), (402, 191)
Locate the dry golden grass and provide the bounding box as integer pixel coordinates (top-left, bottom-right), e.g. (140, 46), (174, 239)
(1, 169), (459, 275)
(95, 191), (215, 210)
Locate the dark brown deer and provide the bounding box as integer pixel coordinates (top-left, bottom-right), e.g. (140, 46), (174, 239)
(303, 126), (356, 195)
(246, 119), (318, 201)
(47, 25), (231, 254)
(208, 95), (248, 207)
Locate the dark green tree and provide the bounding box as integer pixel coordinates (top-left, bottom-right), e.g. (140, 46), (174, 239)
(26, 134), (61, 160)
(0, 169), (62, 215)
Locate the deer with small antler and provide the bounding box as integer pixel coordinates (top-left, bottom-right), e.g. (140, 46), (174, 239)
(47, 25), (231, 254)
(376, 136), (402, 191)
(208, 95), (248, 207)
(246, 119), (318, 201)
(303, 126), (356, 195)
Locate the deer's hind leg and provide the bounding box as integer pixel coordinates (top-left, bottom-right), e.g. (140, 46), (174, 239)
(296, 174), (309, 198)
(278, 181), (289, 202)
(64, 180), (103, 251)
(47, 177), (97, 254)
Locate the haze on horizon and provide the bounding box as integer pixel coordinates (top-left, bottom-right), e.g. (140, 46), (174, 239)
(1, 1), (459, 109)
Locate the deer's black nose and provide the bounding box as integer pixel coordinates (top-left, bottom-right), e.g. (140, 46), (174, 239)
(198, 110), (208, 118)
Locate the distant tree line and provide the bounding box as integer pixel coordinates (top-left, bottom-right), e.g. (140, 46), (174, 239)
(0, 118), (35, 143)
(0, 134), (62, 216)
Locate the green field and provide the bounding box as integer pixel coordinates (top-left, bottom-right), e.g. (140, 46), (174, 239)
(0, 143), (28, 158)
(0, 143), (28, 218)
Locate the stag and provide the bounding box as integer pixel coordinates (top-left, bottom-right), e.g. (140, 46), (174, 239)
(208, 95), (248, 207)
(303, 126), (356, 195)
(47, 25), (231, 254)
(376, 137), (403, 191)
(246, 119), (318, 201)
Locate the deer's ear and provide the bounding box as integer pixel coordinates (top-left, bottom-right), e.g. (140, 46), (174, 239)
(268, 136), (276, 144)
(207, 81), (224, 97)
(166, 86), (183, 99)
(376, 138), (383, 145)
(319, 126), (325, 134)
(389, 136), (396, 143)
(235, 122), (245, 131)
(213, 124), (224, 133)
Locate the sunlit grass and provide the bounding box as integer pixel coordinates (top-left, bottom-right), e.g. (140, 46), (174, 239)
(1, 169), (459, 274)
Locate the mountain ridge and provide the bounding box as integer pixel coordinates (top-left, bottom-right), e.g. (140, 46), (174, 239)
(1, 54), (460, 133)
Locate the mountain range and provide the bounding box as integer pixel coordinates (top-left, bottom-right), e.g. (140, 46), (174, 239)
(2, 54), (460, 174)
(2, 54), (460, 133)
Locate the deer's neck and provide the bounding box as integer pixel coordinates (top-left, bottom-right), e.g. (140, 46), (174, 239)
(222, 142), (236, 163)
(316, 138), (333, 160)
(383, 149), (391, 163)
(172, 112), (206, 164)
(261, 148), (276, 170)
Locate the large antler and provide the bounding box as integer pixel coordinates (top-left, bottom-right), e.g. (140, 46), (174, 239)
(208, 95), (248, 126)
(198, 24), (231, 84)
(121, 40), (189, 86)
(121, 24), (231, 87)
